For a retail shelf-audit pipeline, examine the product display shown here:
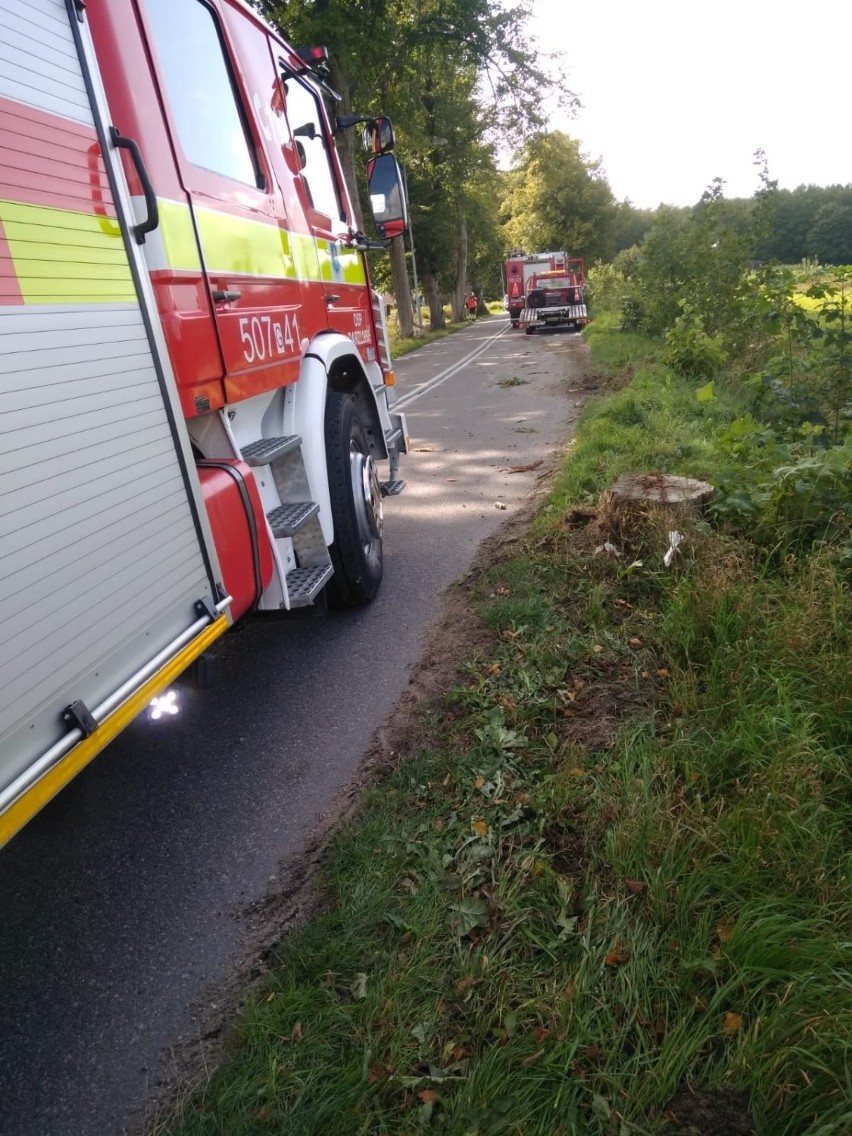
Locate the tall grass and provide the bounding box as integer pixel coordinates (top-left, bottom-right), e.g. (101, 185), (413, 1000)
(160, 326), (851, 1136)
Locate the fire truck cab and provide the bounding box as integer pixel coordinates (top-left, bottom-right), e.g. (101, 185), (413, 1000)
(0, 0), (409, 846)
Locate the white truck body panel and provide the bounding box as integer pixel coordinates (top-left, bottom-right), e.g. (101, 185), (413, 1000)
(0, 0), (224, 825)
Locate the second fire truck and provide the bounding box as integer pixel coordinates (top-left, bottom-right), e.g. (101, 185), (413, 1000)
(504, 250), (568, 327)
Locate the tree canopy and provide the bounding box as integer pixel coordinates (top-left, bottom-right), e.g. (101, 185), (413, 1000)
(500, 132), (618, 263)
(256, 0), (596, 322)
(253, 1), (851, 323)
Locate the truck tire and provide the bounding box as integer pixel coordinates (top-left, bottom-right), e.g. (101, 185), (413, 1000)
(525, 326), (535, 335)
(324, 391), (383, 606)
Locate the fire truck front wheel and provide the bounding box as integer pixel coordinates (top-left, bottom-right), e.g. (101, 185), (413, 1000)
(324, 391), (384, 606)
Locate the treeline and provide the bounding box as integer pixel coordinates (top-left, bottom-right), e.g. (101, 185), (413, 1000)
(755, 184), (852, 264)
(259, 1), (851, 323)
(616, 184), (852, 267)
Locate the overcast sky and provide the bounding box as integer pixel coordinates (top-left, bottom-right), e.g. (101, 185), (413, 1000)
(526, 0), (851, 208)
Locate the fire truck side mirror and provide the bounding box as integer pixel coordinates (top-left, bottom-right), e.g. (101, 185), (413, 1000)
(367, 153), (408, 240)
(362, 116), (395, 154)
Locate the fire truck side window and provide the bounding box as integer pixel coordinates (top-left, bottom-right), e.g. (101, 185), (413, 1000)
(281, 74), (345, 224)
(144, 0), (262, 188)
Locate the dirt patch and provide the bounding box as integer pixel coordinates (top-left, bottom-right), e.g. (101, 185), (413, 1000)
(663, 1085), (754, 1135)
(542, 823), (586, 877)
(564, 682), (649, 753)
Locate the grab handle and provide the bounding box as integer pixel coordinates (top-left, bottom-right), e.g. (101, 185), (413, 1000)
(110, 127), (159, 244)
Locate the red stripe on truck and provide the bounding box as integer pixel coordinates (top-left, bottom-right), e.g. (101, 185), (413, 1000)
(0, 98), (116, 217)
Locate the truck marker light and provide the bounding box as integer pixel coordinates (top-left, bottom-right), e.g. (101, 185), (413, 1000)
(149, 690), (180, 720)
(384, 370), (395, 386)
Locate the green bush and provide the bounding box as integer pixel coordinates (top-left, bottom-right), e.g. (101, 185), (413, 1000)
(663, 302), (727, 378)
(586, 262), (626, 315)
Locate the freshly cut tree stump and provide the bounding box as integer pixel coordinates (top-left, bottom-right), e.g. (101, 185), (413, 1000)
(596, 474), (716, 547)
(608, 473), (715, 510)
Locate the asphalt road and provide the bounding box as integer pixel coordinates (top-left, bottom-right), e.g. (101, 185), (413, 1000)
(0, 316), (588, 1136)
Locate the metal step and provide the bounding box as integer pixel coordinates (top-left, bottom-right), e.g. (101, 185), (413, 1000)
(286, 564), (334, 607)
(241, 435), (302, 466)
(267, 501), (319, 538)
(381, 479), (406, 497)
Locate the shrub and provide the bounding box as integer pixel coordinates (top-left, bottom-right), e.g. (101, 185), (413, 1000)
(663, 302), (727, 378)
(586, 262), (626, 315)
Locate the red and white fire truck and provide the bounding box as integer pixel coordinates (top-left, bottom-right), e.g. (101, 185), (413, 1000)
(504, 250), (568, 328)
(0, 0), (410, 847)
(519, 259), (589, 335)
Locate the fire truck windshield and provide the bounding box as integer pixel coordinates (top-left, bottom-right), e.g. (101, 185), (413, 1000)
(535, 276), (573, 290)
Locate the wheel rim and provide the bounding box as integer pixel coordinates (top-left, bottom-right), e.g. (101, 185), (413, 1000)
(350, 445), (383, 551)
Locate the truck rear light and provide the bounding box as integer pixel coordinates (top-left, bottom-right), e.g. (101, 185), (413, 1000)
(383, 370), (395, 386)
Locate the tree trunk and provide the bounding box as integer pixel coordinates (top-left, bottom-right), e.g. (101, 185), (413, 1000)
(390, 236), (414, 338)
(451, 199), (468, 321)
(329, 58), (364, 231)
(422, 274), (445, 329)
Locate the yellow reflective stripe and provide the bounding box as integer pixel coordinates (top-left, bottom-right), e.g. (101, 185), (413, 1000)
(178, 203), (365, 286)
(194, 205), (298, 278)
(338, 248), (367, 285)
(158, 199), (202, 272)
(0, 616), (229, 850)
(0, 197), (368, 298)
(290, 229), (322, 281)
(0, 199), (134, 304)
(317, 243), (367, 286)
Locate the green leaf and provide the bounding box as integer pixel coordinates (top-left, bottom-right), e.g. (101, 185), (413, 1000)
(696, 381), (716, 402)
(418, 1100), (435, 1123)
(450, 896), (489, 935)
(591, 1094), (612, 1120)
(557, 914), (579, 937)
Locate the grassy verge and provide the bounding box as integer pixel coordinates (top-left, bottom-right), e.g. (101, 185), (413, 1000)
(391, 320), (465, 358)
(389, 307), (499, 358)
(160, 325), (850, 1136)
